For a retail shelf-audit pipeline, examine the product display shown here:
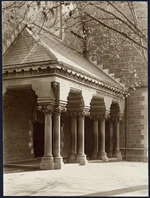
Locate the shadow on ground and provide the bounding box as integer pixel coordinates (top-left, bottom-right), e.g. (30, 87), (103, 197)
(4, 165), (40, 173)
(83, 185), (148, 196)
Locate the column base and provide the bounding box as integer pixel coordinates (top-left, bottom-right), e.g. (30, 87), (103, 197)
(98, 151), (108, 162)
(91, 150), (99, 159)
(114, 150), (122, 160)
(54, 157), (64, 169)
(68, 153), (77, 163)
(76, 154), (87, 165)
(40, 156), (54, 170)
(107, 150), (113, 158)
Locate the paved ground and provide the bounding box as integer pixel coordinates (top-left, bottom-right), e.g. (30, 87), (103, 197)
(3, 161), (149, 196)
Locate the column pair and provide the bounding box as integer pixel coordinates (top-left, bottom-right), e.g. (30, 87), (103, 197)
(38, 105), (63, 170)
(91, 114), (108, 161)
(68, 111), (87, 165)
(107, 118), (122, 160)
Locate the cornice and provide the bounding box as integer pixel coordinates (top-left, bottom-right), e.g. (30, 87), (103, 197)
(3, 61), (128, 98)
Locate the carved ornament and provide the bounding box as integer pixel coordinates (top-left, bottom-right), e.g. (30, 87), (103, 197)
(51, 81), (60, 101)
(38, 105), (53, 114)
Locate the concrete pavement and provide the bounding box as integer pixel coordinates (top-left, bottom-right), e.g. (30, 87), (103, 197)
(3, 161), (149, 196)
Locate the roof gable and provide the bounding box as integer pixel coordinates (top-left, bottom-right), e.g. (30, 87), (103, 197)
(3, 28), (57, 66)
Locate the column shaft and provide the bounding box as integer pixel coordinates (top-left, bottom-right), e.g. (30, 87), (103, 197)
(76, 114), (87, 165)
(40, 112), (54, 170)
(98, 118), (108, 161)
(108, 119), (113, 158)
(44, 113), (53, 157)
(68, 117), (77, 163)
(78, 117), (84, 155)
(53, 111), (63, 169)
(92, 119), (99, 159)
(53, 113), (61, 157)
(114, 120), (122, 160)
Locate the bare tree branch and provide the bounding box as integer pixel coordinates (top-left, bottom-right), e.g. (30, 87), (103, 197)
(107, 1), (147, 41)
(88, 2), (147, 43)
(84, 11), (147, 50)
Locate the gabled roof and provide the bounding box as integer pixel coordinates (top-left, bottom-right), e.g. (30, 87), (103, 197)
(3, 25), (125, 89)
(3, 28), (57, 66)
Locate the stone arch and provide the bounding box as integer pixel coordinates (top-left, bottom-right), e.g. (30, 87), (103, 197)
(61, 89), (85, 160)
(66, 89), (85, 113)
(65, 89), (89, 164)
(3, 85), (45, 164)
(90, 96), (106, 117)
(110, 102), (120, 119)
(84, 96), (106, 159)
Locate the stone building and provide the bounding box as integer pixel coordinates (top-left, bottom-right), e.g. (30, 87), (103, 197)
(2, 2), (148, 170)
(3, 24), (127, 169)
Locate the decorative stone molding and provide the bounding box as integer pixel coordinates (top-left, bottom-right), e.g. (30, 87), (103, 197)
(38, 105), (53, 114)
(3, 61), (127, 98)
(51, 81), (60, 101)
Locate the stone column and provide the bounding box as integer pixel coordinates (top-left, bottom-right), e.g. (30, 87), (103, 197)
(98, 115), (108, 161)
(91, 116), (99, 159)
(114, 117), (122, 160)
(38, 105), (54, 170)
(76, 112), (87, 165)
(68, 112), (77, 163)
(53, 106), (63, 169)
(107, 119), (114, 158)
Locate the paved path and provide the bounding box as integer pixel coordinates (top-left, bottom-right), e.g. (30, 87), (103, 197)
(4, 161), (148, 196)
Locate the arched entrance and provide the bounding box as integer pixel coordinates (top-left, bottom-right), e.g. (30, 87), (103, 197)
(3, 86), (44, 164)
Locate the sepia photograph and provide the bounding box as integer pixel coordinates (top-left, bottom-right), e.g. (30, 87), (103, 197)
(2, 1), (148, 196)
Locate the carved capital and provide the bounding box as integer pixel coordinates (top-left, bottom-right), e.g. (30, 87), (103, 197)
(78, 111), (85, 118)
(38, 105), (53, 114)
(84, 109), (90, 116)
(70, 111), (78, 119)
(101, 113), (110, 120)
(54, 105), (61, 115)
(61, 106), (67, 113)
(117, 113), (123, 121)
(90, 114), (101, 120)
(53, 105), (67, 115)
(113, 113), (123, 122)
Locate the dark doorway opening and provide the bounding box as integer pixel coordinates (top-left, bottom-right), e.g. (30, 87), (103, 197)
(33, 122), (44, 157)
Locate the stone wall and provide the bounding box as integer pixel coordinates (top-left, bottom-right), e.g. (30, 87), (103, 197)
(126, 87), (148, 161)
